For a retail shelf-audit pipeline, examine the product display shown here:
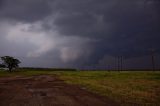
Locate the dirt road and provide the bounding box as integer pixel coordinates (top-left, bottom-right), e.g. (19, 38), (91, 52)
(0, 75), (117, 106)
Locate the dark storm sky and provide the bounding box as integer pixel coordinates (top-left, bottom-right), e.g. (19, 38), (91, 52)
(0, 0), (160, 69)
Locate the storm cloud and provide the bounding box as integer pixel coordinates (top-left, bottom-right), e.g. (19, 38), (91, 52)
(0, 0), (160, 69)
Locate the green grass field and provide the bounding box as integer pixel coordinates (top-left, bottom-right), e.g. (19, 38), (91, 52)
(0, 69), (160, 105)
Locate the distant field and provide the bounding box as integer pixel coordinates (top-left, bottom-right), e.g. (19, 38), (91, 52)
(0, 69), (160, 105)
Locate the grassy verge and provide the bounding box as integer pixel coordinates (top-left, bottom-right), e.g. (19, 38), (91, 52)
(56, 71), (160, 106)
(0, 69), (160, 105)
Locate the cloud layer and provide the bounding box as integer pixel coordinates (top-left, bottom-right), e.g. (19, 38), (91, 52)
(0, 0), (160, 69)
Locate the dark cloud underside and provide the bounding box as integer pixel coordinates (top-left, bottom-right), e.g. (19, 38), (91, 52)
(0, 0), (160, 69)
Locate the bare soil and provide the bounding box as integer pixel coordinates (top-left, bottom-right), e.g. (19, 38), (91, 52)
(0, 75), (117, 106)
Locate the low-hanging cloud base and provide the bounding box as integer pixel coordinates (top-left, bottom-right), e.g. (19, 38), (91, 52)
(0, 0), (160, 69)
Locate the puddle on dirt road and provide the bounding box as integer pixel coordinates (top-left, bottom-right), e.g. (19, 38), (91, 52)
(28, 88), (51, 97)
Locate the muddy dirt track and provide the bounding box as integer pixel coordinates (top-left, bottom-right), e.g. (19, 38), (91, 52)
(0, 75), (117, 106)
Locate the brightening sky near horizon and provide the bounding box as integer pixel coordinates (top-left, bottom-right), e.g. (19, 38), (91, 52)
(0, 0), (160, 69)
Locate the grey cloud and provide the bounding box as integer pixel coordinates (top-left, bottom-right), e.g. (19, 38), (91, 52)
(0, 0), (53, 22)
(0, 20), (93, 68)
(52, 0), (160, 58)
(0, 0), (160, 68)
